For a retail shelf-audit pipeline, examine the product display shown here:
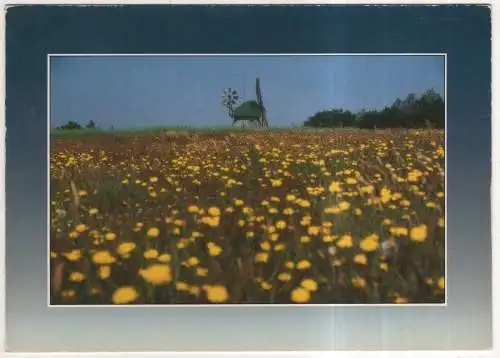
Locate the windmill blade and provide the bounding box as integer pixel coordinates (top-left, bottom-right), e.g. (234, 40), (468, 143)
(256, 78), (262, 105)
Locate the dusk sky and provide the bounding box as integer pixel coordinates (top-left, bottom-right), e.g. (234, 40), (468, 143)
(50, 55), (445, 129)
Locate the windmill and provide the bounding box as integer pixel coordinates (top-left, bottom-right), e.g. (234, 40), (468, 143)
(221, 77), (269, 128)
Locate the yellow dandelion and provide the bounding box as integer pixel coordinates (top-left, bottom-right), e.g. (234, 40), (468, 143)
(274, 243), (286, 252)
(300, 279), (318, 292)
(278, 272), (292, 282)
(147, 227), (160, 238)
(188, 205), (200, 213)
(196, 267), (209, 277)
(394, 296), (408, 304)
(301, 235), (311, 243)
(307, 226), (321, 236)
(338, 201), (351, 211)
(255, 252), (269, 263)
(290, 287), (311, 303)
(260, 281), (272, 290)
(345, 177), (357, 185)
(353, 254), (368, 265)
(149, 176), (158, 183)
(360, 235), (379, 252)
(176, 281), (190, 291)
(297, 260), (311, 270)
(208, 206), (221, 217)
(62, 249), (82, 262)
(379, 262), (389, 272)
(69, 272), (86, 282)
(112, 286), (139, 304)
(99, 265), (111, 279)
(276, 220), (287, 230)
(105, 232), (116, 241)
(89, 208), (99, 215)
(438, 276), (445, 290)
(92, 250), (116, 265)
(410, 224), (427, 242)
(139, 264), (172, 285)
(351, 276), (366, 288)
(260, 241), (271, 251)
(117, 242), (136, 256)
(187, 256), (200, 266)
(390, 226), (408, 236)
(205, 285), (229, 303)
(75, 224), (88, 233)
(336, 235), (353, 248)
(328, 181), (342, 193)
(285, 261), (295, 269)
(143, 248), (159, 259)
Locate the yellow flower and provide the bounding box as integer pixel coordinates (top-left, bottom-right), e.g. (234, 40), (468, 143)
(75, 224), (88, 233)
(274, 243), (285, 252)
(143, 248), (159, 259)
(89, 208), (99, 215)
(105, 232), (116, 241)
(260, 281), (272, 290)
(351, 276), (366, 288)
(336, 235), (353, 248)
(438, 217), (445, 228)
(301, 235), (311, 243)
(112, 286), (139, 304)
(176, 281), (190, 291)
(186, 256), (200, 266)
(196, 267), (208, 277)
(285, 261), (295, 269)
(410, 224), (427, 242)
(189, 286), (201, 296)
(360, 235), (379, 252)
(297, 260), (311, 270)
(338, 201), (351, 211)
(62, 249), (82, 262)
(379, 262), (389, 272)
(255, 252), (269, 263)
(205, 285), (229, 303)
(276, 220), (287, 229)
(149, 176), (158, 183)
(345, 177), (357, 184)
(260, 241), (271, 251)
(139, 264), (172, 285)
(278, 272), (292, 282)
(353, 254), (368, 265)
(390, 226), (408, 236)
(69, 272), (86, 282)
(208, 206), (221, 217)
(201, 216), (220, 227)
(438, 276), (445, 289)
(117, 242), (136, 256)
(92, 250), (116, 264)
(99, 265), (111, 279)
(290, 287), (311, 303)
(328, 181), (342, 193)
(147, 227), (160, 238)
(207, 242), (223, 256)
(394, 296), (408, 304)
(286, 194), (297, 201)
(188, 205), (200, 213)
(300, 279), (318, 292)
(270, 179), (283, 187)
(307, 226), (321, 236)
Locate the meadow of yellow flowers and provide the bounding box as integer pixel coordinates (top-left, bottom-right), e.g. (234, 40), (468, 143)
(50, 129), (445, 305)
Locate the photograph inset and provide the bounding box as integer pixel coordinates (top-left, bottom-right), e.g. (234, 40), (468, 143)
(49, 55), (445, 305)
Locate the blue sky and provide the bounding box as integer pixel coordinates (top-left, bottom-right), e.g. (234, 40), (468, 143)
(50, 55), (445, 129)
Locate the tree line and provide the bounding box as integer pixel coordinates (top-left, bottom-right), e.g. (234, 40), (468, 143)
(303, 89), (444, 129)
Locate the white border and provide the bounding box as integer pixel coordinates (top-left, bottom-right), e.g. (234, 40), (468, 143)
(47, 53), (447, 308)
